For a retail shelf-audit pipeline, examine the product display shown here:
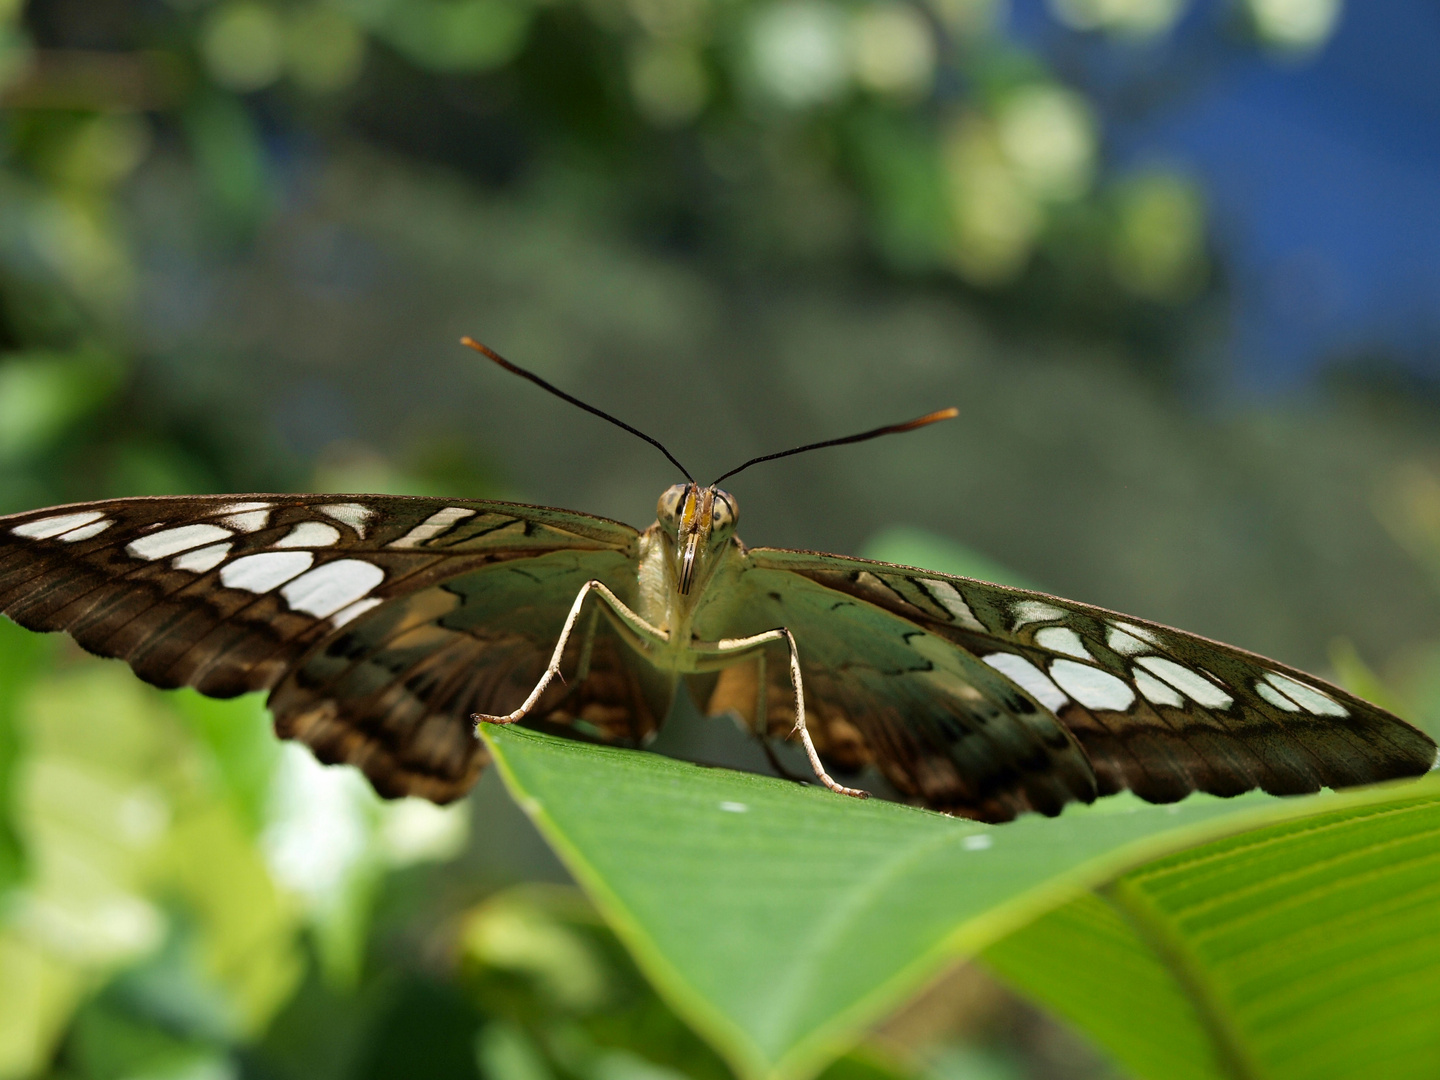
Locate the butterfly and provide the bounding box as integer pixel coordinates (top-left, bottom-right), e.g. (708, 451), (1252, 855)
(1, 341), (1434, 822)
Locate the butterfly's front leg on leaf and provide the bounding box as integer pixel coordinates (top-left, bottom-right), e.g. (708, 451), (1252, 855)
(472, 579), (668, 724)
(471, 576), (869, 800)
(691, 626), (868, 800)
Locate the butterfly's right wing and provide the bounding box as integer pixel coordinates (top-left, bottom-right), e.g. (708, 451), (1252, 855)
(716, 547), (1435, 820)
(0, 495), (671, 802)
(690, 552), (1103, 821)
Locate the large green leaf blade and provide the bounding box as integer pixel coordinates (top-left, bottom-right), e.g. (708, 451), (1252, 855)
(983, 782), (1440, 1080)
(480, 726), (1429, 1080)
(981, 892), (1226, 1080)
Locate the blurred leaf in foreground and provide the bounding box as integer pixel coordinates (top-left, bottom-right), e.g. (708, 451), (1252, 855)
(0, 663), (304, 1076)
(0, 618), (46, 892)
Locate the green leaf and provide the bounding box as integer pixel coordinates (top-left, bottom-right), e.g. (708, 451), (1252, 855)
(169, 688), (279, 836)
(359, 0), (532, 73)
(0, 349), (121, 463)
(181, 91), (269, 233)
(983, 782), (1440, 1080)
(479, 725), (1428, 1080)
(0, 616), (47, 891)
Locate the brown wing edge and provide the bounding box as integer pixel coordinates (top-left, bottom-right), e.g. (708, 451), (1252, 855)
(265, 605), (677, 805)
(272, 695), (488, 804)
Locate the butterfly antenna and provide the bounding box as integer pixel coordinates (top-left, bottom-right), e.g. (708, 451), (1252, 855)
(462, 337), (695, 482)
(711, 407), (958, 486)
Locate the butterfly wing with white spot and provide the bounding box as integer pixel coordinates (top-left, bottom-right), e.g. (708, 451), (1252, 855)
(688, 551), (1102, 821)
(723, 548), (1435, 817)
(0, 495), (664, 801)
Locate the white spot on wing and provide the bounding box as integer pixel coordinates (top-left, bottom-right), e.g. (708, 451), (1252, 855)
(1262, 672), (1347, 717)
(1256, 680), (1302, 712)
(127, 524), (234, 561)
(388, 507), (477, 549)
(1048, 659), (1136, 711)
(274, 521), (342, 548)
(983, 653), (1069, 712)
(318, 503), (375, 538)
(281, 558), (385, 618)
(1036, 626), (1090, 659)
(213, 501), (272, 515)
(1135, 656), (1233, 709)
(13, 510), (107, 539)
(1106, 625), (1151, 655)
(330, 596), (383, 628)
(59, 519), (113, 542)
(1109, 621), (1160, 654)
(1011, 600), (1065, 629)
(172, 542), (231, 573)
(918, 578), (986, 631)
(1134, 669), (1184, 707)
(222, 509), (271, 532)
(220, 551), (314, 593)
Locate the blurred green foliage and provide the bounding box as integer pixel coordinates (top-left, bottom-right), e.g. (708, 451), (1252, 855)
(0, 0), (1339, 484)
(3, 0), (1439, 1078)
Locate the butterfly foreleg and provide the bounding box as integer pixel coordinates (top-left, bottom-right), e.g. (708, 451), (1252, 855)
(753, 649), (767, 734)
(745, 649), (804, 782)
(704, 629), (868, 801)
(472, 580), (668, 727)
(574, 604), (600, 684)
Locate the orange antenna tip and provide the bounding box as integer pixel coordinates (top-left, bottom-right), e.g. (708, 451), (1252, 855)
(711, 405), (960, 486)
(903, 407), (959, 430)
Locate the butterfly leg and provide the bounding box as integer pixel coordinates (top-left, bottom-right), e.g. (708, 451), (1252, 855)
(574, 605), (600, 684)
(743, 650), (810, 784)
(473, 580), (669, 727)
(705, 628), (868, 801)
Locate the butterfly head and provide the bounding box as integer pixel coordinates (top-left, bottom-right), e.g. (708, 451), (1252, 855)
(657, 483), (739, 595)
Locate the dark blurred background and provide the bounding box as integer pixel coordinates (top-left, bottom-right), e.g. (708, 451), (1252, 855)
(2, 1), (1438, 1077)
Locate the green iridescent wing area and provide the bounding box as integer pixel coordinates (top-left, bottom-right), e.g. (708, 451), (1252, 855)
(0, 495), (663, 802)
(690, 555), (1100, 821)
(730, 547), (1436, 819)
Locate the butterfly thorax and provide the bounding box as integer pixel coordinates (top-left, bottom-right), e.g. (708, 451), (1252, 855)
(638, 483), (744, 661)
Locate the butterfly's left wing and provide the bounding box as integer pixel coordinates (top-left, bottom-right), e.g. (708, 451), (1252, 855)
(0, 495), (668, 802)
(694, 547), (1436, 821)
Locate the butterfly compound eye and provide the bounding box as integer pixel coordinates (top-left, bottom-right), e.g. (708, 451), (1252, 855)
(710, 490), (738, 532)
(657, 483), (688, 532)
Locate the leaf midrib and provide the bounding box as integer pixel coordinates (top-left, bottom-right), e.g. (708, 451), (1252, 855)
(1102, 878), (1264, 1080)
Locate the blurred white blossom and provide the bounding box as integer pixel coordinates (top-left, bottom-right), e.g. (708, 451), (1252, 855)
(1247, 0), (1343, 52)
(749, 0), (850, 107)
(201, 2), (285, 92)
(996, 84), (1096, 201)
(852, 3), (935, 99)
(1049, 0), (1186, 38)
